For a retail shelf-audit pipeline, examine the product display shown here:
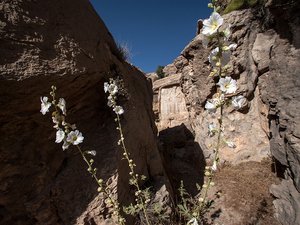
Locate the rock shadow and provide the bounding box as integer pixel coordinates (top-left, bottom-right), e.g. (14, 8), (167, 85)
(158, 123), (206, 198)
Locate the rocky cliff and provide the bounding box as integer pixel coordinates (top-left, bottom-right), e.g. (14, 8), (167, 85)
(153, 0), (300, 224)
(0, 0), (164, 224)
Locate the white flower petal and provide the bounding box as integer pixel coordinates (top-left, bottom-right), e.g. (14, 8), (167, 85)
(55, 129), (65, 143)
(205, 101), (217, 114)
(67, 130), (84, 145)
(188, 218), (199, 225)
(58, 98), (67, 115)
(232, 95), (246, 109)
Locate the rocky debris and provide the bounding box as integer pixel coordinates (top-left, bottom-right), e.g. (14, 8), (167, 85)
(0, 0), (165, 224)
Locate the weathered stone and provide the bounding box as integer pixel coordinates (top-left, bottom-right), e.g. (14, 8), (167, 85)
(0, 0), (165, 224)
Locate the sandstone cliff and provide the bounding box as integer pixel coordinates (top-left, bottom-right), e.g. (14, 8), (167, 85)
(153, 0), (300, 224)
(0, 0), (164, 224)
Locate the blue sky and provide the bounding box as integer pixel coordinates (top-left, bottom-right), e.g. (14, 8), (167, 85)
(89, 0), (212, 73)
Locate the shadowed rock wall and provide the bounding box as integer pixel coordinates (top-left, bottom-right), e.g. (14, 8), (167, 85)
(0, 0), (164, 224)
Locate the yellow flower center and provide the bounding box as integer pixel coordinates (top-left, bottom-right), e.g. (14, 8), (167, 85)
(224, 83), (231, 89)
(211, 22), (218, 31)
(72, 136), (77, 142)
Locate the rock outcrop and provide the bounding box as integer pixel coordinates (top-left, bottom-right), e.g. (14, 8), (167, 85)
(153, 0), (300, 224)
(0, 0), (164, 224)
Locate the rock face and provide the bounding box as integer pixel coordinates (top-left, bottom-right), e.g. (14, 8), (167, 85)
(154, 0), (300, 224)
(0, 0), (164, 224)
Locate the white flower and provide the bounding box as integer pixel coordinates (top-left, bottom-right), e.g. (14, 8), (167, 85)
(62, 139), (70, 151)
(224, 23), (231, 43)
(218, 76), (237, 94)
(58, 98), (66, 115)
(55, 129), (65, 143)
(205, 101), (217, 114)
(104, 82), (110, 93)
(52, 116), (59, 124)
(108, 83), (118, 95)
(40, 96), (51, 115)
(209, 47), (231, 67)
(227, 141), (236, 148)
(229, 43), (237, 51)
(232, 95), (246, 109)
(107, 95), (114, 107)
(211, 161), (217, 171)
(202, 34), (209, 49)
(113, 105), (124, 115)
(67, 130), (84, 145)
(88, 150), (97, 156)
(188, 218), (199, 225)
(202, 12), (223, 36)
(208, 122), (217, 137)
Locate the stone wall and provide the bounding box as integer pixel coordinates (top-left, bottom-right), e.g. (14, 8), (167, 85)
(0, 0), (164, 224)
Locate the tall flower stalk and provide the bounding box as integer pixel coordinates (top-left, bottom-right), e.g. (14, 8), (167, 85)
(104, 79), (151, 225)
(180, 1), (246, 223)
(40, 86), (125, 224)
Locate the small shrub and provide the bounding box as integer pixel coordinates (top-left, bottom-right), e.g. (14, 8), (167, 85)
(223, 0), (265, 14)
(117, 41), (133, 60)
(156, 65), (165, 79)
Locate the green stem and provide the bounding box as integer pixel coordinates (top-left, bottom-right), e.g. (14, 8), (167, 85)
(76, 145), (126, 225)
(116, 114), (150, 225)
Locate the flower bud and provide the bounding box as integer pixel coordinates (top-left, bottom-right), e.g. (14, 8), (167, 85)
(90, 159), (94, 164)
(210, 182), (215, 186)
(205, 171), (211, 176)
(203, 184), (207, 188)
(199, 198), (204, 202)
(99, 179), (103, 184)
(212, 56), (217, 61)
(193, 212), (198, 217)
(224, 65), (231, 70)
(216, 6), (220, 12)
(209, 72), (214, 77)
(208, 3), (213, 8)
(216, 62), (221, 67)
(205, 166), (210, 170)
(97, 187), (103, 192)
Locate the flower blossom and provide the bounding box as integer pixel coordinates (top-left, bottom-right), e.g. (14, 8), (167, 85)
(113, 105), (124, 115)
(62, 140), (70, 151)
(202, 34), (209, 49)
(58, 98), (66, 115)
(108, 83), (118, 95)
(188, 218), (199, 225)
(202, 12), (223, 36)
(55, 129), (65, 143)
(208, 122), (217, 137)
(224, 23), (231, 43)
(40, 96), (51, 115)
(67, 130), (84, 145)
(205, 100), (217, 114)
(226, 141), (236, 148)
(107, 95), (115, 107)
(104, 82), (110, 93)
(232, 95), (246, 109)
(209, 47), (231, 67)
(218, 76), (237, 94)
(211, 161), (217, 171)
